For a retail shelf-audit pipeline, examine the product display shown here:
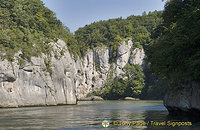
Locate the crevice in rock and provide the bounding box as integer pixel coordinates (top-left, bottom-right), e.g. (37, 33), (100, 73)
(44, 85), (47, 105)
(118, 51), (129, 57)
(62, 79), (68, 104)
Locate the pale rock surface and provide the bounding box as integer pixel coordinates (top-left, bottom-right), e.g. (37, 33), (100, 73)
(0, 39), (145, 107)
(164, 81), (200, 115)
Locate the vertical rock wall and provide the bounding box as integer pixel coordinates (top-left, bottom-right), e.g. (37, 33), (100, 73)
(0, 39), (145, 107)
(76, 40), (145, 100)
(164, 81), (200, 116)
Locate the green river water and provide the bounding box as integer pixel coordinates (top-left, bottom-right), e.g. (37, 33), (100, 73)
(0, 100), (199, 129)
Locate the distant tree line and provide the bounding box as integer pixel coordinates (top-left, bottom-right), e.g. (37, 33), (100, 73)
(75, 11), (162, 58)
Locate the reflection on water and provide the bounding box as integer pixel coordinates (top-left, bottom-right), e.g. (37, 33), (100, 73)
(0, 100), (199, 129)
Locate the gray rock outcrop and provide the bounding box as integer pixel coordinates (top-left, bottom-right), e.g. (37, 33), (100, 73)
(124, 97), (140, 100)
(0, 39), (145, 107)
(76, 40), (145, 100)
(0, 40), (77, 107)
(164, 81), (200, 116)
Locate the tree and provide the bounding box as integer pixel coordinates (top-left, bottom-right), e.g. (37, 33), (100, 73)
(149, 0), (200, 81)
(0, 0), (79, 61)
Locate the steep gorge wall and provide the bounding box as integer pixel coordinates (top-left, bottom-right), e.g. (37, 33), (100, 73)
(0, 40), (145, 107)
(76, 40), (145, 100)
(0, 40), (77, 107)
(164, 81), (200, 116)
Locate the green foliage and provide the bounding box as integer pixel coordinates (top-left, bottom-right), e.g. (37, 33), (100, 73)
(44, 57), (52, 76)
(18, 57), (26, 67)
(124, 64), (145, 96)
(75, 11), (162, 57)
(149, 0), (200, 81)
(94, 63), (100, 71)
(0, 0), (79, 61)
(0, 0), (167, 99)
(92, 76), (96, 82)
(94, 64), (145, 100)
(64, 69), (67, 75)
(141, 63), (168, 100)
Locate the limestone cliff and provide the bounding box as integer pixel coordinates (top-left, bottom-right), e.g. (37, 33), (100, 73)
(164, 81), (200, 116)
(0, 40), (77, 107)
(0, 39), (145, 107)
(76, 40), (145, 100)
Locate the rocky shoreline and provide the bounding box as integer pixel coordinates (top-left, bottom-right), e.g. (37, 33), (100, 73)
(164, 82), (200, 117)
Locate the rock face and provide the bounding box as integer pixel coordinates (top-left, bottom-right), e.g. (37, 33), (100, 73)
(0, 40), (77, 107)
(164, 82), (200, 116)
(78, 96), (104, 101)
(76, 40), (145, 100)
(0, 39), (145, 107)
(124, 97), (140, 100)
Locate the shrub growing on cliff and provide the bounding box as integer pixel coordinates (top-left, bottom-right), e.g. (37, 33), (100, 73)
(98, 64), (145, 100)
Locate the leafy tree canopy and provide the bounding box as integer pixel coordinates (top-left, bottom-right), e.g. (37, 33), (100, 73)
(0, 0), (80, 61)
(149, 0), (200, 81)
(75, 11), (163, 56)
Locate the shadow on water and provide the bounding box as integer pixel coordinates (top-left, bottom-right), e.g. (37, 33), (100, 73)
(143, 110), (200, 130)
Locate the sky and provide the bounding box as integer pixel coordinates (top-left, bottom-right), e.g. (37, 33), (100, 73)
(41, 0), (165, 33)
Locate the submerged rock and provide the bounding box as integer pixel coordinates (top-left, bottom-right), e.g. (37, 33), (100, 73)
(91, 96), (104, 101)
(78, 97), (93, 101)
(78, 96), (103, 101)
(124, 97), (140, 100)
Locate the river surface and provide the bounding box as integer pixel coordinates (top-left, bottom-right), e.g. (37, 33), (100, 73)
(0, 100), (199, 129)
